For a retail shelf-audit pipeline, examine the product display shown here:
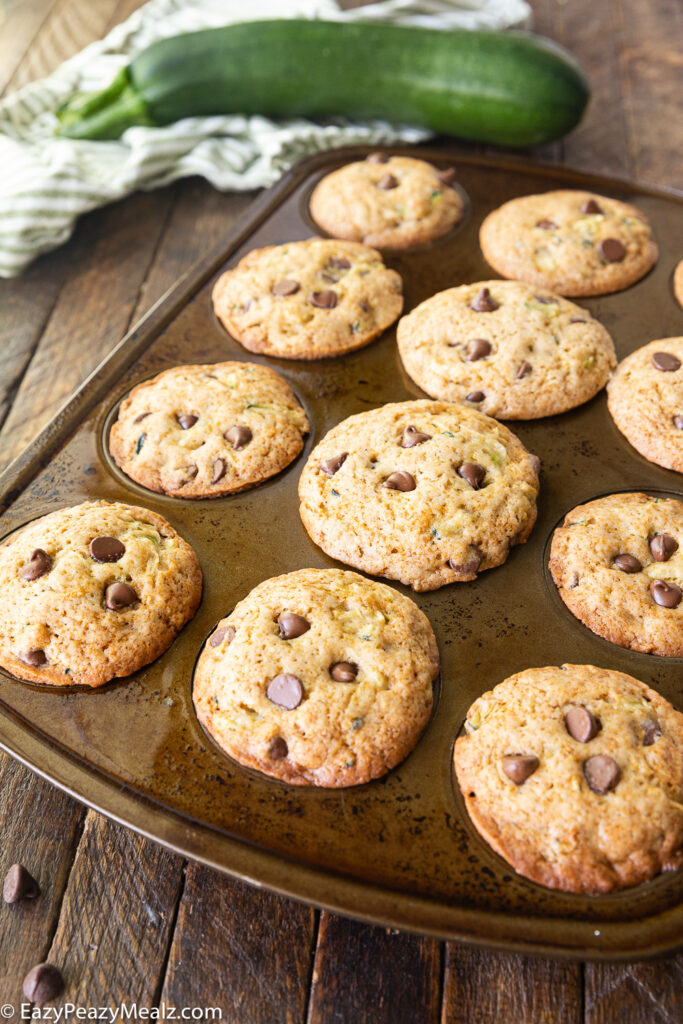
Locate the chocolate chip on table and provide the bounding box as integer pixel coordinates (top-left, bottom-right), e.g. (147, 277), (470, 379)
(383, 471), (416, 491)
(269, 736), (288, 759)
(209, 625), (234, 648)
(176, 413), (198, 430)
(536, 219), (557, 230)
(3, 863), (40, 903)
(457, 462), (486, 489)
(581, 199), (604, 215)
(650, 533), (678, 562)
(20, 649), (47, 667)
(19, 549), (52, 581)
(400, 425), (432, 448)
(598, 238), (626, 263)
(105, 582), (137, 610)
(612, 553), (642, 573)
(466, 338), (492, 361)
(502, 754), (539, 785)
(377, 173), (398, 190)
(650, 579), (682, 608)
(278, 612), (310, 640)
(466, 390), (485, 403)
(470, 288), (499, 312)
(643, 719), (662, 746)
(22, 963), (64, 1005)
(516, 360), (531, 380)
(224, 425), (252, 450)
(320, 452), (347, 475)
(448, 549), (482, 575)
(211, 458), (226, 484)
(89, 537), (125, 563)
(583, 754), (620, 794)
(330, 661), (358, 682)
(437, 167), (457, 185)
(366, 152), (389, 164)
(266, 673), (303, 710)
(310, 290), (337, 309)
(272, 278), (300, 297)
(652, 351), (681, 372)
(565, 706), (600, 743)
(673, 415), (683, 429)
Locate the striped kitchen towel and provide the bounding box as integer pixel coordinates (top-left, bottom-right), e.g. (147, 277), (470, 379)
(0, 0), (531, 277)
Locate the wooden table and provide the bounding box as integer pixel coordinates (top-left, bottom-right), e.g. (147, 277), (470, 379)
(1, 1), (681, 1018)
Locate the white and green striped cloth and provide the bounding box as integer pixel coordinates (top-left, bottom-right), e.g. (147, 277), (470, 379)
(0, 0), (531, 277)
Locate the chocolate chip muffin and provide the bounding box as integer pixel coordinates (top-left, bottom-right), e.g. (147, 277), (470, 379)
(309, 154), (464, 249)
(480, 190), (658, 296)
(212, 238), (403, 359)
(454, 664), (683, 893)
(109, 362), (309, 498)
(549, 492), (683, 657)
(397, 280), (616, 419)
(0, 500), (202, 687)
(607, 338), (683, 472)
(193, 567), (439, 786)
(298, 400), (540, 592)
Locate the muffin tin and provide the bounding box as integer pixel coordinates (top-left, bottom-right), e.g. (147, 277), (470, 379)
(0, 147), (682, 960)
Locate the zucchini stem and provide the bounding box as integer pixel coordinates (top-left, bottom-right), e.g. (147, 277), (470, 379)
(57, 68), (153, 139)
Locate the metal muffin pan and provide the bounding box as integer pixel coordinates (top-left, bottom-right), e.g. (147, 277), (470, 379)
(1, 148), (682, 960)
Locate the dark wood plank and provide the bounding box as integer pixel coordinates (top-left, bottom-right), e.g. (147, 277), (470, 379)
(0, 755), (84, 1002)
(161, 865), (316, 1022)
(441, 946), (582, 1024)
(44, 813), (183, 1008)
(307, 913), (441, 1024)
(585, 959), (683, 1024)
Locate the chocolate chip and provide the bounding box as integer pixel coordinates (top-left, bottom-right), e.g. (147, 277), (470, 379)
(652, 351), (681, 372)
(180, 465), (198, 485)
(643, 720), (662, 746)
(466, 338), (492, 361)
(448, 549), (482, 575)
(650, 533), (678, 562)
(383, 471), (416, 491)
(224, 425), (252, 450)
(533, 295), (558, 304)
(19, 549), (52, 581)
(569, 317), (588, 324)
(209, 625), (234, 648)
(377, 173), (398, 190)
(466, 390), (485, 403)
(400, 425), (431, 448)
(266, 673), (303, 710)
(568, 572), (580, 588)
(581, 199), (603, 215)
(528, 454), (541, 475)
(89, 537), (125, 563)
(310, 290), (337, 309)
(650, 579), (682, 608)
(437, 166), (457, 185)
(565, 706), (600, 743)
(366, 152), (389, 164)
(320, 452), (347, 475)
(673, 415), (683, 429)
(516, 360), (532, 380)
(470, 288), (499, 312)
(211, 458), (226, 484)
(536, 219), (557, 230)
(22, 963), (64, 1005)
(278, 612), (310, 640)
(329, 257), (351, 270)
(457, 462), (486, 489)
(330, 661), (358, 682)
(176, 413), (198, 430)
(502, 754), (539, 785)
(20, 649), (47, 667)
(105, 582), (137, 610)
(272, 279), (299, 297)
(133, 411), (150, 424)
(269, 736), (288, 759)
(598, 238), (626, 263)
(3, 864), (40, 903)
(583, 755), (620, 794)
(612, 553), (642, 573)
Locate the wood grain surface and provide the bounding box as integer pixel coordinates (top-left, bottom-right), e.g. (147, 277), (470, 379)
(0, 0), (681, 1019)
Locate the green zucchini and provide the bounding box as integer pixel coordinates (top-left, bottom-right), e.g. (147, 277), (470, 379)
(57, 20), (589, 146)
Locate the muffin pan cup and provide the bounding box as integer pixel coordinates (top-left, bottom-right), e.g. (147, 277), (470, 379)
(0, 147), (682, 960)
